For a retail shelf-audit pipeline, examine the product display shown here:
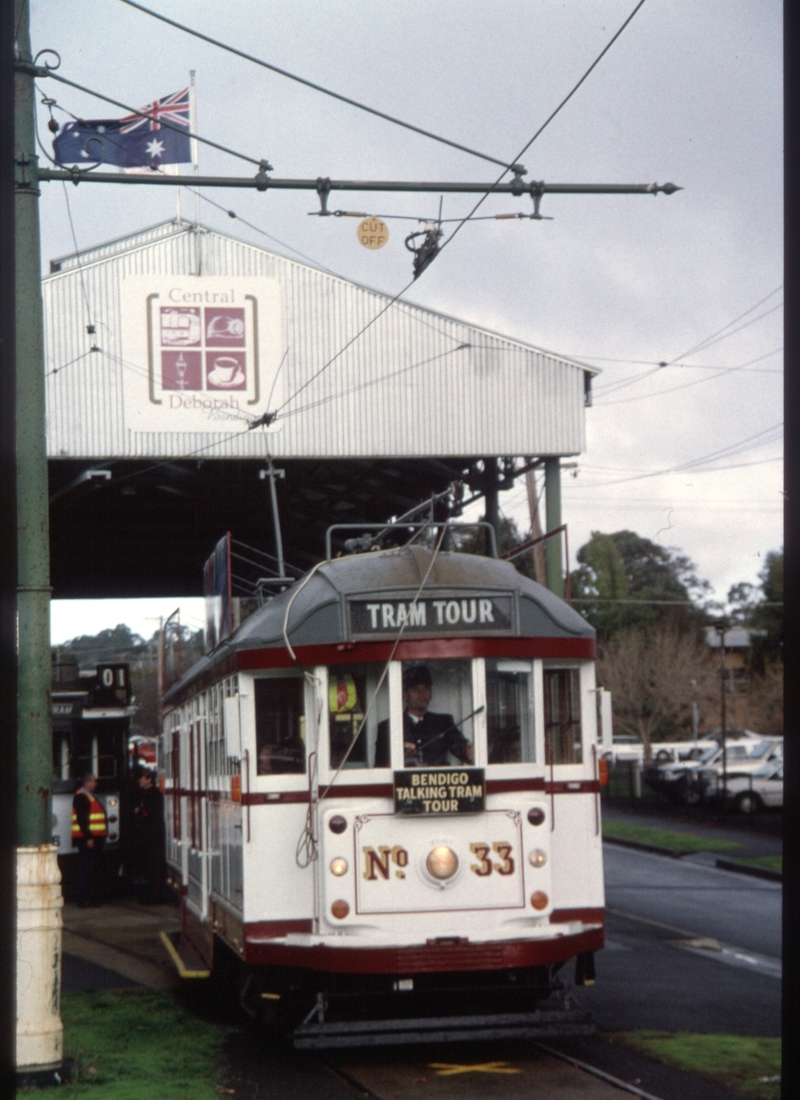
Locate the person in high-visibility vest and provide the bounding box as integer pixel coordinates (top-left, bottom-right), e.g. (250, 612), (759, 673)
(72, 773), (107, 907)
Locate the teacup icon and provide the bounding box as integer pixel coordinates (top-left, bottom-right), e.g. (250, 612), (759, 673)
(208, 355), (245, 387)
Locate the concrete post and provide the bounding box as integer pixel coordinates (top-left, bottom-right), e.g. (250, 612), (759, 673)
(544, 457), (564, 597)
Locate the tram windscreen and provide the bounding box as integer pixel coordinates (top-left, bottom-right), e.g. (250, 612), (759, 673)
(255, 677), (306, 774)
(543, 667), (583, 764)
(486, 659), (535, 763)
(400, 659), (474, 768)
(329, 665), (389, 769)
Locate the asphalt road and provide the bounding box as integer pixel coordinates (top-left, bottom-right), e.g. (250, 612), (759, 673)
(573, 843), (781, 1037)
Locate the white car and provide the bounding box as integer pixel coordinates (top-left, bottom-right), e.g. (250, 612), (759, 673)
(647, 737), (782, 804)
(702, 759), (784, 813)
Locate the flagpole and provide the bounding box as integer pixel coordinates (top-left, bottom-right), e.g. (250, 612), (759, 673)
(190, 71), (200, 226)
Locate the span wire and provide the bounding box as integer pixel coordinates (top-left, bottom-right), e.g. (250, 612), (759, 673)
(118, 0), (514, 170)
(45, 68), (266, 169)
(273, 0), (647, 419)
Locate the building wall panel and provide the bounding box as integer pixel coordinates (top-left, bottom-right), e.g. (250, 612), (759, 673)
(44, 222), (592, 460)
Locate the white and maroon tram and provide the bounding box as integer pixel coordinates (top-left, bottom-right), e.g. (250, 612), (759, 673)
(160, 542), (606, 1046)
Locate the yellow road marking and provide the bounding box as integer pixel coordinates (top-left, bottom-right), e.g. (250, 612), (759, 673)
(428, 1062), (521, 1076)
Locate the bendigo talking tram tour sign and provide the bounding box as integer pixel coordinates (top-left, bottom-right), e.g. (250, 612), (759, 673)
(394, 767), (486, 815)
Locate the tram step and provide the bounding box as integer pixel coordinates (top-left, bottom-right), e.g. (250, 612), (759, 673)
(293, 1008), (594, 1049)
(159, 930), (211, 979)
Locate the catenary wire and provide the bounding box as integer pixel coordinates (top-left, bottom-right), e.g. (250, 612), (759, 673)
(667, 285), (783, 362)
(273, 0), (647, 417)
(117, 0), (514, 170)
(435, 0), (649, 259)
(570, 425), (783, 488)
(596, 358), (783, 405)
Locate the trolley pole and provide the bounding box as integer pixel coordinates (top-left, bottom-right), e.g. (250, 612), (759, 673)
(14, 0), (65, 1082)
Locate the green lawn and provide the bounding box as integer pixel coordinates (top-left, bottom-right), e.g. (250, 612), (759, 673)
(731, 854), (783, 875)
(22, 988), (228, 1098)
(610, 1031), (781, 1100)
(602, 818), (743, 854)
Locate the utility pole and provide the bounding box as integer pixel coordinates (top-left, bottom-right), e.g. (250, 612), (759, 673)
(544, 457), (563, 597)
(14, 0), (65, 1084)
(1, 0), (18, 1091)
(717, 625), (728, 820)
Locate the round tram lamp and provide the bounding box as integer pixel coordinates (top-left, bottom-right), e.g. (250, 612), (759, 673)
(530, 891), (549, 911)
(330, 858), (348, 877)
(529, 849), (547, 868)
(426, 845), (459, 880)
(527, 807), (546, 826)
(331, 900), (350, 920)
(357, 216), (389, 250)
(329, 815), (347, 834)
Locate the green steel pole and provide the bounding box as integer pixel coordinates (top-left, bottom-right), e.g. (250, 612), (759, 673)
(544, 457), (564, 598)
(15, 0), (52, 847)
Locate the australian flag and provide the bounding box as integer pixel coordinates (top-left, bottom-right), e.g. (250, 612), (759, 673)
(54, 89), (191, 170)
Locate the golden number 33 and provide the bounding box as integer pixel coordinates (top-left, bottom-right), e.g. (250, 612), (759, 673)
(470, 842), (514, 876)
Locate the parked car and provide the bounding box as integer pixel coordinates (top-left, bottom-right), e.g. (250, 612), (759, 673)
(699, 759), (783, 813)
(645, 737), (782, 805)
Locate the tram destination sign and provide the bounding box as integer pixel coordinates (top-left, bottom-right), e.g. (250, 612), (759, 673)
(349, 594), (513, 636)
(394, 768), (485, 815)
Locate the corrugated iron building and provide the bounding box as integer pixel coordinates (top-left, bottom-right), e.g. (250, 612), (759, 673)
(43, 220), (596, 596)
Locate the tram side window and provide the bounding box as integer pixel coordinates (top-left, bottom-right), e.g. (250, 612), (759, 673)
(543, 668), (582, 765)
(255, 678), (306, 775)
(486, 660), (535, 764)
(399, 659), (474, 767)
(329, 664), (390, 769)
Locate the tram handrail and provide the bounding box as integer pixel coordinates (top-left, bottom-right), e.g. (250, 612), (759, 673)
(324, 522), (498, 561)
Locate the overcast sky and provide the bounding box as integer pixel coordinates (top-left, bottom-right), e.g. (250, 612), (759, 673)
(32, 0), (782, 644)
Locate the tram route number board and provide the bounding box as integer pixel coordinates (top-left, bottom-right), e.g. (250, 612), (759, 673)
(394, 767), (485, 815)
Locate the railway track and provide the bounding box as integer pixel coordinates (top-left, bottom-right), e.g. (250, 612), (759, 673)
(322, 1044), (666, 1100)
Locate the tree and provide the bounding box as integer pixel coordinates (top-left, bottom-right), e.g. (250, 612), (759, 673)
(571, 530), (711, 640)
(597, 623), (718, 760)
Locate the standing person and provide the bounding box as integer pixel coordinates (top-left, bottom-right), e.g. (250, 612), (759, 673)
(134, 770), (165, 904)
(71, 774), (107, 908)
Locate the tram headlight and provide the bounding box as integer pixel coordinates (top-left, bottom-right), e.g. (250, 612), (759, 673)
(331, 900), (350, 920)
(426, 845), (459, 880)
(527, 807), (545, 826)
(329, 815), (347, 834)
(330, 857), (348, 876)
(530, 891), (549, 910)
(529, 849), (547, 868)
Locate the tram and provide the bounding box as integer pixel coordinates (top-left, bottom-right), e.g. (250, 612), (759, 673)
(51, 662), (135, 899)
(160, 534), (607, 1046)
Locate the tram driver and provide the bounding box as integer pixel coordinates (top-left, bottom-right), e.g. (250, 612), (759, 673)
(376, 664), (474, 767)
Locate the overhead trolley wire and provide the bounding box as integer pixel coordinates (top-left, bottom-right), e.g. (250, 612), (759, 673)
(270, 0), (647, 420)
(117, 0), (515, 170)
(571, 422), (784, 488)
(435, 0), (649, 258)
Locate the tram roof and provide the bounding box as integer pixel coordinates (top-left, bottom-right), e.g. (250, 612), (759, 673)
(166, 546), (594, 700)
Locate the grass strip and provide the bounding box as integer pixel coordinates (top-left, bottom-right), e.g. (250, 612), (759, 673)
(609, 1031), (781, 1100)
(22, 988), (228, 1098)
(733, 854), (782, 874)
(602, 819), (743, 854)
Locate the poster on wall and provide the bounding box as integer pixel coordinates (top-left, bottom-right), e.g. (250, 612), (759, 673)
(121, 276), (283, 434)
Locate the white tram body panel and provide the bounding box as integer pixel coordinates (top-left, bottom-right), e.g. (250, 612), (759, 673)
(161, 546), (604, 1036)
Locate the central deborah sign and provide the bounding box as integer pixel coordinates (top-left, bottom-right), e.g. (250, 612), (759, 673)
(121, 276), (283, 433)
